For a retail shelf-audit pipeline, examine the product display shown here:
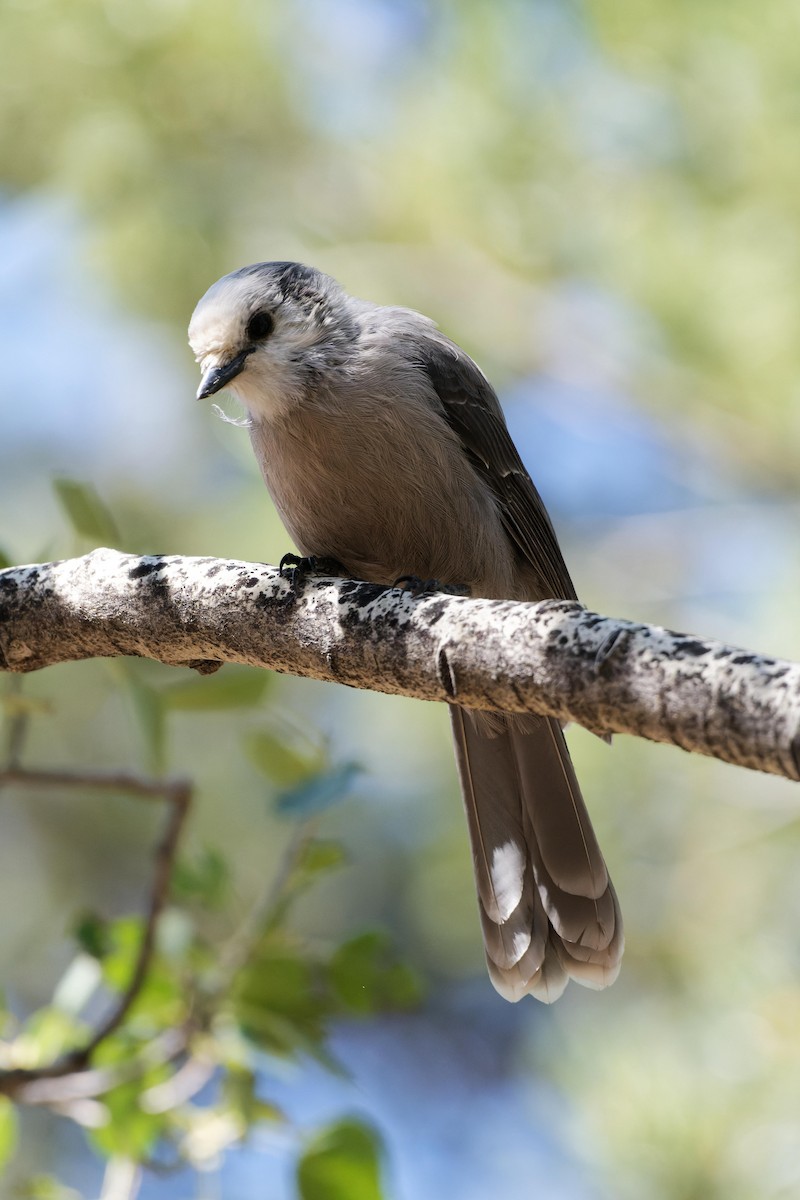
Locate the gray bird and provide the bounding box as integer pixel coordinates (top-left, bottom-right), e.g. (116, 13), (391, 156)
(189, 261), (623, 1002)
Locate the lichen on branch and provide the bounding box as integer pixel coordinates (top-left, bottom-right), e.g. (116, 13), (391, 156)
(1, 548), (799, 781)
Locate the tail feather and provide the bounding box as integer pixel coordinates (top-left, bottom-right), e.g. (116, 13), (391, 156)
(516, 718), (608, 899)
(487, 936), (569, 1004)
(450, 706), (530, 927)
(523, 811), (618, 951)
(554, 924), (623, 990)
(477, 889), (537, 971)
(450, 706), (623, 1003)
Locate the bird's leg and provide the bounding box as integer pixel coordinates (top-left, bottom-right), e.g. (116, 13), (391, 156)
(394, 575), (471, 599)
(279, 553), (348, 592)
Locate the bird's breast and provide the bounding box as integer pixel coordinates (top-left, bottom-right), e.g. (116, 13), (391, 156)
(247, 391), (515, 596)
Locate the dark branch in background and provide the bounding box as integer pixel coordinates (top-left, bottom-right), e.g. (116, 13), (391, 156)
(0, 767), (191, 1102)
(0, 758), (317, 1110)
(1, 549), (800, 780)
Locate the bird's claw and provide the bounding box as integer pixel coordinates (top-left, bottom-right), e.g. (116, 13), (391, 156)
(279, 553), (347, 592)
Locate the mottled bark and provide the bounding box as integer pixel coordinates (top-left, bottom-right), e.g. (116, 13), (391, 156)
(1, 548), (799, 780)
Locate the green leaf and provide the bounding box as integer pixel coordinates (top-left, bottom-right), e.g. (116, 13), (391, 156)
(101, 916), (185, 1029)
(276, 762), (361, 818)
(261, 839), (347, 930)
(253, 1098), (286, 1124)
(17, 1175), (81, 1200)
(172, 847), (230, 907)
(73, 911), (111, 960)
(101, 916), (142, 992)
(10, 1007), (85, 1069)
(120, 667), (166, 772)
(328, 932), (423, 1016)
(161, 666), (270, 711)
(222, 1066), (285, 1127)
(296, 839), (347, 878)
(0, 547), (12, 570)
(244, 728), (323, 785)
(234, 950), (319, 1022)
(297, 1118), (385, 1200)
(0, 1097), (18, 1172)
(89, 1078), (167, 1160)
(233, 948), (328, 1053)
(53, 478), (120, 546)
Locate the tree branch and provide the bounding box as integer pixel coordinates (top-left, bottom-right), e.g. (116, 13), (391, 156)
(1, 548), (799, 781)
(0, 768), (191, 1100)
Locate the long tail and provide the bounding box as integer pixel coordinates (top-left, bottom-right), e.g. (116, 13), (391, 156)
(450, 706), (623, 1002)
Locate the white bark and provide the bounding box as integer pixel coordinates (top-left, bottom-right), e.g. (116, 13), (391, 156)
(1, 548), (799, 781)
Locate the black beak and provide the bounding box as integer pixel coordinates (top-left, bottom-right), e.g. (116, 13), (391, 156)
(196, 348), (253, 400)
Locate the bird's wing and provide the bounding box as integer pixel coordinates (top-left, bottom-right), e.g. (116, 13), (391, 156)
(407, 329), (578, 601)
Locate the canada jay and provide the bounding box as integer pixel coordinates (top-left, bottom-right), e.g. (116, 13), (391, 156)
(189, 261), (623, 1002)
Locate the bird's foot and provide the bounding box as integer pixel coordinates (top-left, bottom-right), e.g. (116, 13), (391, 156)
(279, 553), (348, 592)
(394, 575), (471, 599)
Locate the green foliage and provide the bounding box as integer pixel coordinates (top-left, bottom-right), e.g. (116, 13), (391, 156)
(0, 1097), (18, 1173)
(118, 660), (273, 773)
(297, 1117), (385, 1200)
(0, 811), (407, 1194)
(117, 663), (167, 772)
(11, 1007), (86, 1068)
(0, 571), (402, 1193)
(102, 917), (186, 1028)
(245, 727), (325, 786)
(172, 846), (230, 909)
(233, 943), (330, 1056)
(329, 932), (423, 1017)
(53, 478), (121, 549)
(161, 666), (271, 710)
(246, 715), (362, 817)
(0, 656), (407, 1200)
(296, 839), (348, 878)
(73, 911), (112, 960)
(89, 1077), (169, 1161)
(2, 1), (799, 478)
(221, 1065), (285, 1127)
(16, 1176), (81, 1200)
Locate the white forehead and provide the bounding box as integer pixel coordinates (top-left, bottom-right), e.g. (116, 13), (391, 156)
(188, 262), (348, 359)
(188, 271), (279, 356)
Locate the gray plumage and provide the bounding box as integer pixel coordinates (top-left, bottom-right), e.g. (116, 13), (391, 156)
(189, 261), (623, 1002)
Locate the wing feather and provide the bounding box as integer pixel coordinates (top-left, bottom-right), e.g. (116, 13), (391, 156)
(410, 334), (578, 602)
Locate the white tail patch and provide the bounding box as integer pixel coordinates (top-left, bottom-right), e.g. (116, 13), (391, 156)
(489, 840), (526, 923)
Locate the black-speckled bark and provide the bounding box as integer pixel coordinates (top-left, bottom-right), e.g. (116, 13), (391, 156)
(1, 549), (799, 781)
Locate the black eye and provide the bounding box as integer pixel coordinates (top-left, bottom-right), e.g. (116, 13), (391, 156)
(246, 310), (273, 341)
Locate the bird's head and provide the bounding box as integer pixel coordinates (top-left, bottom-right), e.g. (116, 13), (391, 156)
(188, 261), (357, 420)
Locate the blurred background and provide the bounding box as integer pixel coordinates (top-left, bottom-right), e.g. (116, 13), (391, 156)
(2, 0), (800, 1196)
